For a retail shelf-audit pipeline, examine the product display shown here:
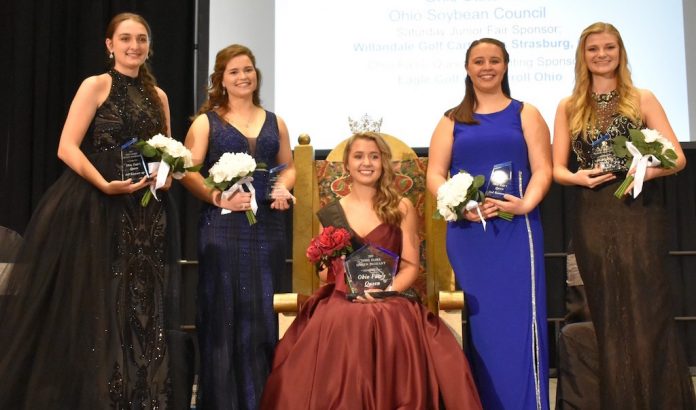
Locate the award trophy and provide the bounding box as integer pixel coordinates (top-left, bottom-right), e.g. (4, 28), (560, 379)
(120, 137), (149, 182)
(344, 244), (399, 300)
(265, 163), (288, 201)
(485, 162), (513, 199)
(590, 134), (624, 175)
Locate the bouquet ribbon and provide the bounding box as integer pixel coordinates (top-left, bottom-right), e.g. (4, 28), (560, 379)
(146, 160), (187, 202)
(626, 141), (661, 198)
(465, 200), (486, 231)
(220, 176), (257, 215)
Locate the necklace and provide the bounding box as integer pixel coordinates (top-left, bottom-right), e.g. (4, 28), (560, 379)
(224, 109), (256, 130)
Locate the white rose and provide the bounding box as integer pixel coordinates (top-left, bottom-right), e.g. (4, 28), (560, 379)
(641, 129), (661, 143)
(147, 133), (170, 149)
(438, 204), (457, 222)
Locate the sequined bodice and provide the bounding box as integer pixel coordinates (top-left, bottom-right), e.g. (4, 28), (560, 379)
(572, 90), (642, 170)
(87, 69), (163, 153)
(203, 110), (280, 171)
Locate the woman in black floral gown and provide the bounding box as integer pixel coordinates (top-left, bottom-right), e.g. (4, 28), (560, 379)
(552, 22), (694, 409)
(0, 13), (182, 409)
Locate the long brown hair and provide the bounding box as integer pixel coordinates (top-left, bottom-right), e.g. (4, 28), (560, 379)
(343, 132), (403, 227)
(105, 13), (166, 134)
(447, 38), (511, 124)
(196, 44), (262, 116)
(567, 22), (641, 140)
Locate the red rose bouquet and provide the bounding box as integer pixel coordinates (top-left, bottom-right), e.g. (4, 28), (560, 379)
(306, 226), (353, 270)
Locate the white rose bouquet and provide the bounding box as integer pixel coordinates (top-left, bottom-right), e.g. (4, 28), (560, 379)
(436, 171), (489, 229)
(135, 134), (200, 207)
(612, 128), (678, 199)
(204, 152), (262, 225)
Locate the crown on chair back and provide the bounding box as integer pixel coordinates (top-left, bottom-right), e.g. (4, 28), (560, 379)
(348, 114), (383, 134)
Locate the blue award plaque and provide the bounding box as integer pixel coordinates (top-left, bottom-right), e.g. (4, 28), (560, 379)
(120, 137), (149, 182)
(485, 161), (513, 199)
(590, 134), (625, 175)
(265, 163), (288, 201)
(344, 244), (399, 300)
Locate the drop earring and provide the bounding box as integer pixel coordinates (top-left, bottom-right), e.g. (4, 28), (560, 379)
(222, 87), (227, 96)
(109, 52), (114, 59)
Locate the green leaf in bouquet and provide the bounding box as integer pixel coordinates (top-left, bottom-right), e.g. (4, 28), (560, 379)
(169, 157), (183, 173)
(612, 135), (629, 158)
(472, 175), (485, 190)
(628, 128), (645, 144)
(161, 152), (175, 165)
(256, 162), (268, 171)
(142, 144), (159, 159)
(657, 152), (677, 169)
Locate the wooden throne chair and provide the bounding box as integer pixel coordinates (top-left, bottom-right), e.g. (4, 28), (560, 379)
(275, 133), (465, 345)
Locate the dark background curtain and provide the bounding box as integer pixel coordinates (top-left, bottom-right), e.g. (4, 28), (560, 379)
(0, 0), (694, 374)
(0, 0), (199, 246)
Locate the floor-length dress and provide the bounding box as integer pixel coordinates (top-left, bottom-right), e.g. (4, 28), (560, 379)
(570, 91), (695, 409)
(196, 111), (285, 409)
(260, 201), (482, 410)
(0, 69), (180, 409)
(446, 100), (549, 410)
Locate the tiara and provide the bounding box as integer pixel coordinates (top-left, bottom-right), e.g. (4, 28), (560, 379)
(348, 114), (382, 134)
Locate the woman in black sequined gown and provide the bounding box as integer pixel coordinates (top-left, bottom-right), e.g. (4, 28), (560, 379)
(552, 22), (695, 409)
(0, 13), (182, 409)
(181, 44), (295, 409)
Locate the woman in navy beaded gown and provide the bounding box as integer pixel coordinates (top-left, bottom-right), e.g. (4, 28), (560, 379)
(182, 44), (295, 409)
(427, 38), (553, 410)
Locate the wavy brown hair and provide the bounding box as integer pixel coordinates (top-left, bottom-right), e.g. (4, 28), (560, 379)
(196, 44), (262, 116)
(105, 13), (166, 134)
(447, 38), (511, 124)
(567, 22), (641, 140)
(343, 132), (403, 227)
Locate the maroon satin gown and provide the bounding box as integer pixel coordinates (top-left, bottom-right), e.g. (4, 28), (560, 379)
(260, 201), (482, 410)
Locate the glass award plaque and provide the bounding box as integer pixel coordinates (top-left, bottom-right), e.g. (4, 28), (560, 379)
(265, 163), (288, 201)
(590, 134), (623, 175)
(344, 244), (399, 300)
(485, 161), (513, 199)
(120, 137), (149, 182)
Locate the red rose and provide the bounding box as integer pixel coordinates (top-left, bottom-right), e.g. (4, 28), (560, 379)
(330, 228), (351, 253)
(306, 244), (322, 263)
(316, 228), (336, 252)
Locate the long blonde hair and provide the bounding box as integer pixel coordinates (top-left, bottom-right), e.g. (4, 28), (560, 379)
(342, 132), (403, 227)
(567, 22), (641, 140)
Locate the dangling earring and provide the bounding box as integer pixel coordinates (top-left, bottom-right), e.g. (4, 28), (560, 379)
(222, 87), (227, 96)
(109, 52), (114, 59)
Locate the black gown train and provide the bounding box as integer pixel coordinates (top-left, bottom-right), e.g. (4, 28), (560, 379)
(0, 69), (185, 409)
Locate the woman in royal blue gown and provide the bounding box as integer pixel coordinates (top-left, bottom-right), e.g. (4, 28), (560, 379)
(427, 38), (553, 410)
(181, 44), (296, 409)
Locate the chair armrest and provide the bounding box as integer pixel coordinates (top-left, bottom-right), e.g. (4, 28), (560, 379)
(274, 293), (309, 339)
(438, 290), (465, 348)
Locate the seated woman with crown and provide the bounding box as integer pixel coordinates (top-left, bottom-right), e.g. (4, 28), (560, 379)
(260, 131), (482, 410)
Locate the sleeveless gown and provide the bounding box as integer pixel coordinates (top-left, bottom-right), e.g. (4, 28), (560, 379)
(569, 91), (695, 409)
(260, 201), (483, 410)
(196, 111), (286, 409)
(0, 69), (181, 409)
(446, 99), (549, 410)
